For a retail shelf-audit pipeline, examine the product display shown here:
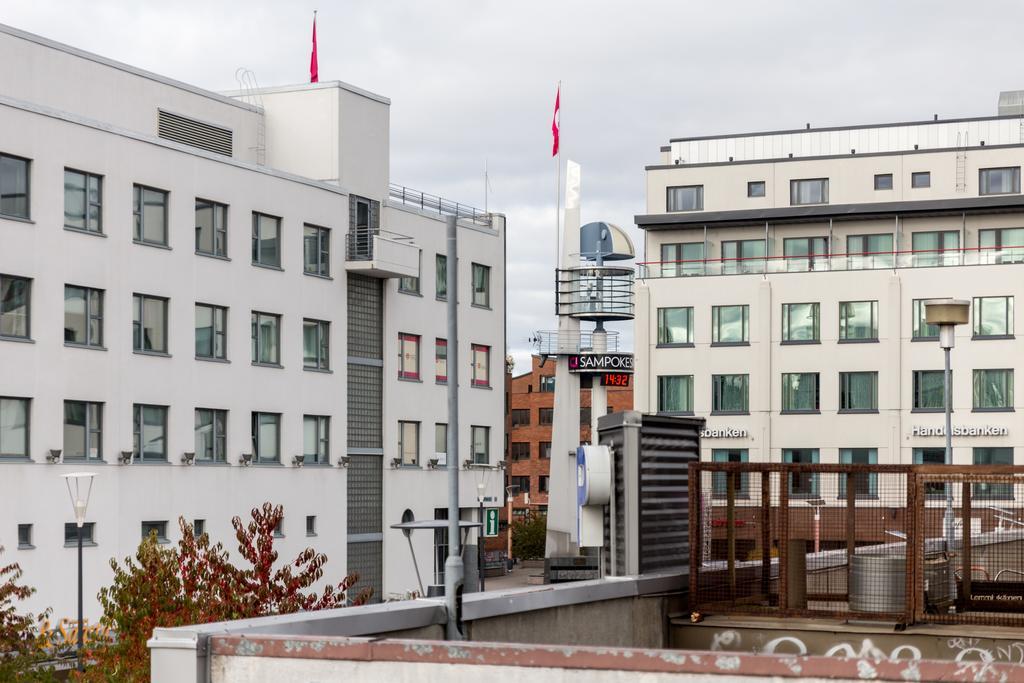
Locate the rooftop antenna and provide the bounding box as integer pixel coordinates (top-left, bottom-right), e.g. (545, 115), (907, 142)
(234, 67), (267, 166)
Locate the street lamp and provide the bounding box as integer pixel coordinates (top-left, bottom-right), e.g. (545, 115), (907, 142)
(924, 298), (969, 603)
(62, 472), (95, 673)
(477, 482), (486, 592)
(505, 484), (519, 570)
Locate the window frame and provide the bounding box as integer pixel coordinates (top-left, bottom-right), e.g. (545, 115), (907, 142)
(973, 447), (1014, 499)
(195, 198), (228, 258)
(195, 303), (227, 360)
(64, 522), (96, 547)
(781, 302), (821, 344)
(910, 171), (931, 189)
(846, 233), (894, 270)
(838, 300), (878, 342)
(304, 414), (330, 465)
(17, 523), (33, 550)
(712, 449), (749, 498)
(436, 254), (447, 300)
(251, 411), (281, 464)
(0, 153), (30, 220)
(303, 318), (330, 371)
(398, 250), (421, 294)
(132, 184), (169, 247)
(250, 311), (282, 366)
(472, 263), (491, 308)
(873, 173), (893, 191)
(141, 520), (170, 544)
(511, 442), (531, 461)
(660, 242), (704, 277)
(133, 293), (169, 354)
(65, 285), (104, 348)
(972, 369), (1014, 412)
(839, 371), (879, 413)
(538, 408), (554, 426)
(912, 370), (948, 412)
(251, 211), (282, 268)
(510, 409), (530, 428)
(0, 274), (31, 341)
(914, 448), (948, 497)
(979, 167), (1021, 196)
(972, 296), (1014, 339)
(838, 448), (878, 499)
(399, 420), (420, 466)
(133, 403), (168, 462)
(657, 375), (694, 415)
(0, 397), (30, 459)
(789, 178), (829, 206)
(781, 372), (820, 414)
(711, 304), (749, 345)
(912, 298), (940, 340)
(302, 224), (330, 277)
(666, 185), (704, 212)
(64, 168), (103, 233)
(911, 230), (960, 267)
(194, 408), (227, 463)
(721, 239), (766, 274)
(711, 374), (749, 415)
(435, 338), (447, 383)
(747, 181), (765, 198)
(657, 306), (694, 346)
(434, 423), (448, 466)
(783, 448), (819, 497)
(471, 344), (491, 387)
(471, 425), (490, 465)
(63, 400), (103, 461)
(398, 333), (421, 381)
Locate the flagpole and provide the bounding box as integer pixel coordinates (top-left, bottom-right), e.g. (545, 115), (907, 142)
(555, 81), (562, 270)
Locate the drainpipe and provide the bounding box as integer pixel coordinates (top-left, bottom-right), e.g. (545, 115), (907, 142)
(444, 214), (465, 640)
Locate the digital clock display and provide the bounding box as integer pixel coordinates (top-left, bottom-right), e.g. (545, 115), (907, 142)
(601, 373), (631, 387)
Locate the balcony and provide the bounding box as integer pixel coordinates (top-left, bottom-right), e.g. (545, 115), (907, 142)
(345, 229), (420, 279)
(638, 244), (1024, 279)
(533, 330), (621, 356)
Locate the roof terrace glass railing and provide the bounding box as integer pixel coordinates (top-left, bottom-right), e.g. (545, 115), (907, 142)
(638, 245), (1024, 278)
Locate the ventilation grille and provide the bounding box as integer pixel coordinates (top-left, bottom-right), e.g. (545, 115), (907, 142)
(157, 110), (233, 157)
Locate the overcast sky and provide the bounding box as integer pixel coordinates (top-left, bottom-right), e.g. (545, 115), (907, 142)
(7, 1), (1024, 372)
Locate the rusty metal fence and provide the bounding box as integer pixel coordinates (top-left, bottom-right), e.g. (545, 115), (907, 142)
(689, 463), (1024, 627)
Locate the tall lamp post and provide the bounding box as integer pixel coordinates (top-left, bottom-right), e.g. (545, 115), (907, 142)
(924, 298), (969, 603)
(477, 482), (486, 592)
(62, 472), (96, 673)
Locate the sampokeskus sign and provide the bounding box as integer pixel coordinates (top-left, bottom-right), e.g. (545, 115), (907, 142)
(567, 353), (634, 374)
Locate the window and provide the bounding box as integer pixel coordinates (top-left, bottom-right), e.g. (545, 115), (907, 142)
(0, 154), (29, 219)
(511, 442), (530, 461)
(398, 333), (420, 380)
(784, 449), (819, 496)
(540, 442), (551, 459)
(913, 370), (947, 411)
(747, 181), (765, 198)
(658, 307), (693, 345)
(0, 275), (30, 339)
(839, 372), (878, 412)
(195, 304), (227, 360)
(846, 233), (894, 269)
(874, 174), (893, 191)
(472, 264), (491, 307)
(251, 212), (281, 267)
(274, 518), (284, 538)
(306, 515), (317, 536)
(973, 296), (1013, 338)
(193, 520), (206, 537)
(839, 449), (877, 498)
(712, 374), (749, 414)
(133, 184), (168, 246)
(195, 199), (227, 257)
(511, 476), (531, 494)
(712, 449), (748, 498)
(17, 524), (32, 549)
(65, 169), (102, 232)
(435, 339), (447, 383)
(782, 237), (828, 272)
(658, 375), (693, 414)
(973, 448), (1013, 499)
(539, 476), (550, 493)
(979, 227), (1024, 264)
(434, 423), (448, 465)
(64, 523), (95, 546)
(133, 404), (168, 462)
(781, 373), (820, 413)
(133, 294), (168, 354)
(539, 408), (554, 425)
(65, 286), (103, 347)
(251, 412), (280, 463)
(839, 301), (877, 342)
(781, 302), (820, 342)
(666, 185), (703, 212)
(399, 249), (420, 294)
(721, 239), (766, 274)
(712, 305), (749, 344)
(251, 312), (281, 365)
(914, 448), (947, 496)
(909, 171), (930, 189)
(399, 421), (419, 466)
(303, 224), (330, 276)
(580, 407), (591, 425)
(511, 409), (530, 427)
(471, 426), (489, 465)
(540, 376), (556, 392)
(195, 408), (227, 463)
(64, 401), (102, 460)
(911, 231), (959, 267)
(973, 369), (1013, 411)
(660, 242), (704, 277)
(141, 521), (169, 543)
(912, 299), (940, 340)
(980, 167), (1021, 195)
(304, 415), (330, 464)
(436, 254), (447, 299)
(303, 319), (330, 370)
(790, 178), (828, 205)
(0, 398), (29, 458)
(472, 344), (490, 387)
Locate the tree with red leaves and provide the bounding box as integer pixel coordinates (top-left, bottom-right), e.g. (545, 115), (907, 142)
(0, 546), (59, 680)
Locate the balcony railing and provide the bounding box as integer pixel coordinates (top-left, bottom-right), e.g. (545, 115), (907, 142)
(389, 184), (492, 226)
(533, 330), (621, 356)
(638, 245), (1024, 279)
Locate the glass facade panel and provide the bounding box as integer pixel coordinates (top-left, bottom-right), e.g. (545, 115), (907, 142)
(979, 227), (1024, 264)
(657, 306), (693, 344)
(660, 242), (704, 277)
(722, 240), (766, 274)
(783, 237), (828, 272)
(911, 230), (959, 267)
(847, 233), (894, 269)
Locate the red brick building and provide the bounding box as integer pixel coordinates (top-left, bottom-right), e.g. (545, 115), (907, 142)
(497, 355), (633, 555)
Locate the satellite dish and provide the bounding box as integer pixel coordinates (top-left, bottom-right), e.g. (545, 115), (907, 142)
(579, 222), (635, 261)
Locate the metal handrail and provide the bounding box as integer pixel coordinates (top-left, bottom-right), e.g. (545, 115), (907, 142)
(389, 183), (491, 226)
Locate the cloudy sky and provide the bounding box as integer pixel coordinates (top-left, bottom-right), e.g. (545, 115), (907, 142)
(7, 1), (1024, 372)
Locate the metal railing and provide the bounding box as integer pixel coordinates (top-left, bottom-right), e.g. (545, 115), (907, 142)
(639, 245), (1024, 278)
(532, 330), (621, 355)
(689, 462), (1024, 628)
(389, 184), (492, 226)
(345, 229), (415, 262)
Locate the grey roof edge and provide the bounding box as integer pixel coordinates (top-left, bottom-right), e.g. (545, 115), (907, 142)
(0, 93), (350, 197)
(646, 142), (1024, 170)
(668, 113), (1024, 144)
(385, 200), (501, 235)
(0, 22), (259, 114)
(220, 81), (390, 106)
(635, 194), (1024, 229)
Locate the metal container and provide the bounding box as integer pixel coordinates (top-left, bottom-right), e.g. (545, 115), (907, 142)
(849, 551), (951, 614)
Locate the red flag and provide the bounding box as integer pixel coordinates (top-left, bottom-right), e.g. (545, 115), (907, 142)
(551, 85), (560, 156)
(310, 14), (319, 83)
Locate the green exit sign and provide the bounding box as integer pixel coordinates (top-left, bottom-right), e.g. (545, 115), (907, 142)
(485, 508), (499, 537)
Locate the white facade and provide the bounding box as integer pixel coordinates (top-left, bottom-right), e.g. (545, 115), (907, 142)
(0, 22), (505, 624)
(636, 106), (1024, 479)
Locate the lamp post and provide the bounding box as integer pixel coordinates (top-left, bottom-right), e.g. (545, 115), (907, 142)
(477, 482), (486, 592)
(924, 298), (969, 604)
(505, 484), (519, 570)
(62, 472), (95, 673)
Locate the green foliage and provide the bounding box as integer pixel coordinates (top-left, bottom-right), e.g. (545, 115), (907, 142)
(511, 512), (547, 560)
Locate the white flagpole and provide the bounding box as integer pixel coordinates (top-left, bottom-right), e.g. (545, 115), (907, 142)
(555, 81), (562, 270)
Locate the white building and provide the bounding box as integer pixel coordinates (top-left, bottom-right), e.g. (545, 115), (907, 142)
(635, 97), (1024, 493)
(0, 23), (505, 624)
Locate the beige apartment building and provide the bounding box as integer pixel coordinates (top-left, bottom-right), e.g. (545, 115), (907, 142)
(634, 95), (1024, 490)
